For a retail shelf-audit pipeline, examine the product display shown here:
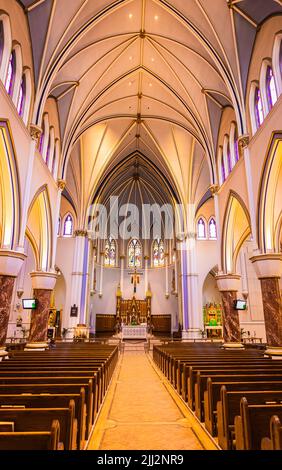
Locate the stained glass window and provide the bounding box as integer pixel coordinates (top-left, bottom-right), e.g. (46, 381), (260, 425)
(104, 237), (116, 267)
(128, 238), (142, 268)
(153, 239), (165, 267)
(234, 128), (239, 163)
(17, 77), (26, 117)
(197, 218), (206, 239)
(221, 157), (226, 183)
(5, 51), (16, 96)
(209, 218), (217, 240)
(0, 22), (4, 66)
(254, 88), (264, 129)
(227, 143), (232, 174)
(63, 215), (73, 237)
(266, 66), (277, 109)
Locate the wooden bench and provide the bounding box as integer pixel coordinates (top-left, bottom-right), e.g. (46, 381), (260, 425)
(217, 387), (282, 449)
(261, 416), (282, 450)
(0, 390), (86, 450)
(234, 398), (282, 450)
(0, 419), (60, 450)
(0, 401), (75, 449)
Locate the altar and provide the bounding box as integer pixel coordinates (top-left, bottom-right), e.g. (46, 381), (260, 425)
(121, 325), (147, 340)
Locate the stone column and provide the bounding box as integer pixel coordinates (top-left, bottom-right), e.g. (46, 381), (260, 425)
(180, 237), (202, 340)
(27, 272), (58, 348)
(210, 185), (222, 272)
(216, 274), (244, 349)
(144, 256), (149, 297)
(51, 180), (66, 270)
(99, 252), (104, 298)
(238, 135), (258, 247)
(165, 253), (169, 299)
(18, 125), (42, 249)
(250, 254), (282, 357)
(120, 255), (125, 294)
(0, 251), (26, 355)
(69, 230), (88, 328)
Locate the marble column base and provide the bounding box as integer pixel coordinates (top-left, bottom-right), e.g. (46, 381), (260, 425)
(222, 342), (244, 350)
(29, 289), (52, 343)
(220, 291), (241, 343)
(0, 346), (9, 360)
(0, 275), (16, 346)
(25, 342), (49, 351)
(182, 329), (202, 340)
(264, 347), (282, 359)
(260, 278), (282, 347)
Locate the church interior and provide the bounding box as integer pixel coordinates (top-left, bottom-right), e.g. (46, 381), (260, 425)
(0, 0), (282, 453)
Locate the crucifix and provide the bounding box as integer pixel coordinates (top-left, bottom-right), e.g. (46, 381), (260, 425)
(129, 266), (143, 294)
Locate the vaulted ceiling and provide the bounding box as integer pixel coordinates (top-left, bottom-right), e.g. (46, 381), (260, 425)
(19, 0), (282, 221)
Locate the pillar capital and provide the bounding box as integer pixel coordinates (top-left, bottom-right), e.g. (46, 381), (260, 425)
(74, 230), (88, 237)
(30, 124), (42, 142)
(57, 179), (66, 191)
(250, 253), (282, 279)
(216, 274), (241, 292)
(0, 250), (27, 277)
(120, 255), (126, 260)
(144, 255), (150, 261)
(238, 134), (250, 150)
(209, 184), (220, 196)
(30, 271), (58, 290)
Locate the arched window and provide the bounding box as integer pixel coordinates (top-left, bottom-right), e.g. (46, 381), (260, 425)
(152, 239), (165, 267)
(63, 215), (73, 237)
(197, 218), (206, 239)
(266, 66), (277, 109)
(254, 87), (264, 128)
(234, 127), (239, 163)
(5, 51), (16, 96)
(104, 237), (116, 267)
(128, 238), (142, 268)
(0, 22), (4, 67)
(221, 156), (226, 183)
(227, 142), (232, 174)
(57, 217), (61, 236)
(17, 76), (26, 117)
(208, 218), (217, 240)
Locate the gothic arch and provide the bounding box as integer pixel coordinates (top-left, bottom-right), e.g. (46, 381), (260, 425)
(0, 119), (20, 250)
(222, 191), (251, 274)
(258, 132), (282, 253)
(27, 186), (52, 271)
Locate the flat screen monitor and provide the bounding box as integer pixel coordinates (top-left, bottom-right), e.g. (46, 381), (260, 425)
(234, 299), (247, 310)
(22, 299), (37, 310)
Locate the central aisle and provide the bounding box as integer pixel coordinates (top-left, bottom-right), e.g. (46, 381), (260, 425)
(88, 347), (210, 450)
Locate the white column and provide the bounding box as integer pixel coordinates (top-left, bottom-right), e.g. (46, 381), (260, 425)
(120, 255), (125, 294)
(210, 185), (223, 273)
(51, 180), (65, 270)
(69, 230), (88, 328)
(239, 136), (258, 249)
(239, 248), (248, 296)
(174, 249), (178, 295)
(180, 236), (203, 340)
(144, 256), (149, 297)
(99, 252), (104, 298)
(18, 125), (42, 249)
(165, 253), (169, 298)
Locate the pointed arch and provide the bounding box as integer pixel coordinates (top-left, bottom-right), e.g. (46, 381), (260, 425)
(222, 191), (251, 273)
(104, 236), (117, 267)
(0, 120), (20, 250)
(258, 132), (282, 253)
(27, 186), (52, 271)
(0, 13), (12, 84)
(152, 238), (165, 267)
(62, 212), (74, 237)
(128, 238), (142, 268)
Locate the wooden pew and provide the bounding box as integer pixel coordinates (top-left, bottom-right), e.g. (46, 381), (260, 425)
(0, 400), (75, 450)
(217, 387), (282, 449)
(0, 419), (60, 450)
(0, 390), (86, 450)
(261, 416), (282, 450)
(0, 380), (93, 437)
(195, 371), (282, 421)
(234, 398), (282, 450)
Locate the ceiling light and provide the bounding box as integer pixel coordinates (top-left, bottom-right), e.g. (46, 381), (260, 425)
(154, 15), (159, 21)
(129, 13), (133, 19)
(129, 81), (132, 86)
(129, 56), (133, 61)
(149, 83), (153, 87)
(151, 58), (155, 62)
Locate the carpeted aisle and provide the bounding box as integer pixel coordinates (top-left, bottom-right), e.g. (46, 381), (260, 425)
(88, 348), (210, 450)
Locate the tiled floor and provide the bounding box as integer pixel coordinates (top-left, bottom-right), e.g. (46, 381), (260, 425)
(88, 349), (204, 450)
